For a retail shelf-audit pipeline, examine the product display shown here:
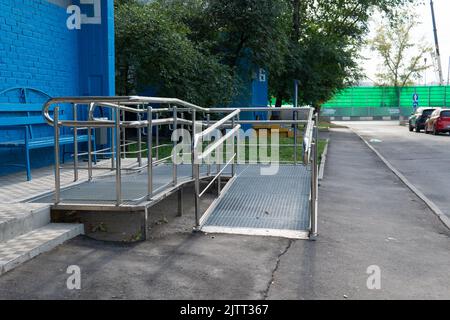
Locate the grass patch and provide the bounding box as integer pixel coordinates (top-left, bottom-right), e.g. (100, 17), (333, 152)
(127, 136), (327, 164)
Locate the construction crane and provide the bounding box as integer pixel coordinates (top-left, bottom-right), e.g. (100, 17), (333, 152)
(430, 0), (444, 85)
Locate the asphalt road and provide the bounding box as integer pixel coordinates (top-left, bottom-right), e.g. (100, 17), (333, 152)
(1, 129), (449, 300)
(340, 121), (450, 220)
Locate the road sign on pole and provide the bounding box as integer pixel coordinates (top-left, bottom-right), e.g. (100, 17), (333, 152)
(413, 93), (419, 111)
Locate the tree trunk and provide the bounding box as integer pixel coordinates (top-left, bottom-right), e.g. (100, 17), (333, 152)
(275, 93), (283, 108)
(272, 93), (283, 120)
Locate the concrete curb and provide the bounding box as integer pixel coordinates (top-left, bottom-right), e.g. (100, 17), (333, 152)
(324, 116), (400, 121)
(351, 129), (450, 231)
(318, 138), (329, 181)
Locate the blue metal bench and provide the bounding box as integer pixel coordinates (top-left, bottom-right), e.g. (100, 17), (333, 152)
(0, 87), (96, 181)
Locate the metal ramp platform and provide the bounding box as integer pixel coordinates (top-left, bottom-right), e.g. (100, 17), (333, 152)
(32, 164), (229, 205)
(201, 165), (311, 239)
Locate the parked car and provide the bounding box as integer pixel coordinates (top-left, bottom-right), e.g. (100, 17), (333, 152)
(409, 107), (436, 132)
(424, 108), (450, 135)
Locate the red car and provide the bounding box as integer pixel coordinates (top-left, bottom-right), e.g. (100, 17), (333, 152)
(424, 108), (450, 135)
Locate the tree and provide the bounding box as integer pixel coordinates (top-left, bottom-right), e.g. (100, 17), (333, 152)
(115, 0), (417, 109)
(370, 15), (432, 87)
(370, 12), (432, 116)
(270, 0), (417, 109)
(115, 0), (237, 107)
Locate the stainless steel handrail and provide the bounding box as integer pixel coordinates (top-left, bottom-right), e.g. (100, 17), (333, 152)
(192, 109), (241, 229)
(192, 109), (240, 149)
(302, 108), (315, 164)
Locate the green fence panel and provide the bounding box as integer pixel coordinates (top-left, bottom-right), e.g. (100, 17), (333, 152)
(322, 86), (450, 117)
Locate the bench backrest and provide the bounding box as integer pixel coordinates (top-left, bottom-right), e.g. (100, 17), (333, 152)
(0, 87), (68, 139)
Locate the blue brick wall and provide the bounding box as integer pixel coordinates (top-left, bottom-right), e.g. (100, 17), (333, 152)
(0, 0), (80, 98)
(0, 0), (115, 177)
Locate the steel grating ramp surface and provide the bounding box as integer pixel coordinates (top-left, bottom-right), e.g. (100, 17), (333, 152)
(201, 165), (311, 239)
(32, 164), (230, 205)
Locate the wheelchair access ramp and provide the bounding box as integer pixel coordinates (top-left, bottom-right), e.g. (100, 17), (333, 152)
(200, 165), (312, 239)
(42, 96), (319, 242)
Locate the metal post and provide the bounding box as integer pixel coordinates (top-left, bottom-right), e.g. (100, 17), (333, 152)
(192, 109), (196, 177)
(294, 110), (298, 165)
(194, 163), (200, 229)
(155, 113), (159, 161)
(110, 126), (115, 170)
(87, 112), (93, 181)
(115, 107), (122, 206)
(294, 80), (299, 108)
(173, 105), (178, 186)
(54, 106), (60, 204)
(236, 113), (240, 164)
(147, 107), (153, 200)
(231, 116), (236, 177)
(206, 113), (211, 176)
(217, 164), (221, 196)
(73, 103), (78, 181)
(180, 112), (185, 132)
(137, 109), (142, 167)
(310, 113), (319, 237)
(121, 110), (126, 159)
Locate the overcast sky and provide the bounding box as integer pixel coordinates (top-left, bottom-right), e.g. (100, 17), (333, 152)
(361, 0), (450, 85)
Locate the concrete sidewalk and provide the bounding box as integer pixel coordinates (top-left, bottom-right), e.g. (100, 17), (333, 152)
(268, 128), (450, 299)
(0, 129), (449, 299)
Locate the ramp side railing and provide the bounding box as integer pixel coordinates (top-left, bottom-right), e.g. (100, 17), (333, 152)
(192, 109), (241, 229)
(42, 96), (240, 206)
(191, 106), (318, 236)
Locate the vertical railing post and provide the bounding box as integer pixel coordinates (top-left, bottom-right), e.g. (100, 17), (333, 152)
(310, 112), (318, 237)
(294, 110), (298, 165)
(231, 116), (236, 177)
(217, 163), (221, 196)
(236, 113), (240, 165)
(191, 109), (196, 178)
(121, 110), (126, 159)
(147, 106), (153, 200)
(180, 112), (185, 132)
(54, 106), (61, 204)
(73, 103), (78, 181)
(206, 113), (211, 176)
(115, 107), (122, 206)
(137, 106), (142, 167)
(155, 113), (159, 161)
(194, 162), (200, 230)
(294, 80), (299, 165)
(217, 130), (221, 195)
(110, 125), (115, 170)
(172, 105), (178, 186)
(110, 108), (115, 170)
(87, 103), (93, 181)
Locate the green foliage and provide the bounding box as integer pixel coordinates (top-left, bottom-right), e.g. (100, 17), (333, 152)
(115, 0), (236, 107)
(115, 0), (417, 108)
(370, 12), (432, 87)
(270, 0), (418, 108)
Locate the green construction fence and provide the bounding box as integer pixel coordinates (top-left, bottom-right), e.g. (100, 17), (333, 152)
(321, 86), (450, 117)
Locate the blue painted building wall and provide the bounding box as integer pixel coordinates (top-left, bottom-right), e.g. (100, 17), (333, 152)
(0, 0), (114, 176)
(233, 61), (269, 130)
